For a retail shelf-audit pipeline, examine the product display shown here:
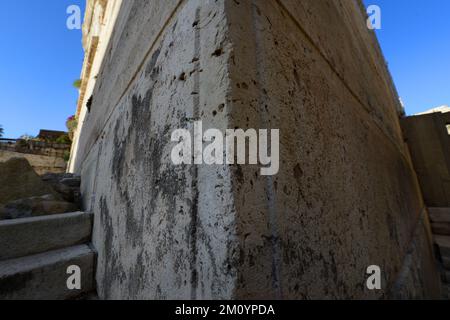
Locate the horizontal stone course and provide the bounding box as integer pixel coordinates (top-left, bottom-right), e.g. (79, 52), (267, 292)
(435, 235), (450, 259)
(429, 208), (450, 223)
(0, 245), (95, 300)
(67, 0), (442, 299)
(431, 222), (450, 236)
(0, 212), (93, 261)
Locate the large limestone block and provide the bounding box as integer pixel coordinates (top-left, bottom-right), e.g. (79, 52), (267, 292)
(0, 158), (60, 205)
(1, 194), (78, 220)
(0, 245), (95, 300)
(431, 222), (450, 236)
(435, 236), (450, 258)
(0, 212), (93, 261)
(72, 0), (441, 299)
(429, 208), (450, 223)
(443, 256), (450, 269)
(41, 173), (82, 204)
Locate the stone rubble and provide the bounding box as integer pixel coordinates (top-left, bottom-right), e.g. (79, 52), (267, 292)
(0, 158), (82, 220)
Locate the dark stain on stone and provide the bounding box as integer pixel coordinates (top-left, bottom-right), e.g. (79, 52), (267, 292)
(212, 48), (223, 57)
(111, 50), (193, 295)
(172, 20), (178, 33)
(0, 271), (34, 296)
(293, 69), (301, 87)
(189, 164), (199, 297)
(128, 250), (146, 298)
(145, 48), (161, 79)
(99, 196), (125, 299)
(293, 164), (303, 183)
(234, 165), (244, 185)
(86, 95), (94, 113)
(112, 120), (125, 180)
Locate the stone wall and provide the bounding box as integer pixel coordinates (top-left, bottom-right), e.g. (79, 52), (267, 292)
(401, 111), (450, 207)
(0, 141), (68, 175)
(70, 0), (442, 299)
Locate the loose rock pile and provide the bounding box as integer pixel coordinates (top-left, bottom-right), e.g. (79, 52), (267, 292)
(0, 158), (81, 220)
(41, 172), (82, 204)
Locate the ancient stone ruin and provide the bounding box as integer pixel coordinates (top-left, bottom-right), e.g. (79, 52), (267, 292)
(0, 130), (70, 175)
(0, 158), (94, 299)
(1, 0), (449, 300)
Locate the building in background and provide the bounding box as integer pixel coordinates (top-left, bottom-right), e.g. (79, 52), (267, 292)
(0, 130), (70, 175)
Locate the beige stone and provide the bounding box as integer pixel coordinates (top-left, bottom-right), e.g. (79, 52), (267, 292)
(436, 236), (450, 258)
(67, 0), (441, 299)
(0, 158), (60, 205)
(2, 194), (78, 220)
(431, 222), (450, 236)
(429, 208), (450, 223)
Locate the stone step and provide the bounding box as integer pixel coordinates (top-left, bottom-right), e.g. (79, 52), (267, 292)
(443, 256), (450, 269)
(435, 235), (450, 257)
(443, 285), (450, 300)
(0, 212), (93, 261)
(442, 269), (450, 283)
(0, 245), (95, 300)
(429, 207), (450, 223)
(431, 222), (450, 236)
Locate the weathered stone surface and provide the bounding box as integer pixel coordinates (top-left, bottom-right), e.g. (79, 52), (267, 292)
(42, 173), (81, 204)
(80, 0), (236, 300)
(224, 0), (439, 299)
(0, 204), (5, 220)
(401, 111), (450, 208)
(442, 270), (450, 284)
(429, 208), (450, 223)
(68, 0), (441, 299)
(443, 256), (450, 269)
(0, 150), (67, 175)
(51, 182), (78, 203)
(0, 212), (93, 261)
(60, 177), (81, 188)
(432, 222), (450, 236)
(41, 172), (76, 183)
(0, 158), (60, 205)
(0, 245), (95, 300)
(435, 236), (450, 258)
(71, 0), (181, 173)
(2, 194), (78, 220)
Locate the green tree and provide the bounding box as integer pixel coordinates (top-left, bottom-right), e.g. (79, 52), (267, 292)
(0, 125), (4, 138)
(19, 134), (34, 141)
(73, 79), (82, 89)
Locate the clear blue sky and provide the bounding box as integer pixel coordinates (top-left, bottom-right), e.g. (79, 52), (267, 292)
(364, 0), (450, 115)
(0, 1), (449, 138)
(0, 0), (85, 138)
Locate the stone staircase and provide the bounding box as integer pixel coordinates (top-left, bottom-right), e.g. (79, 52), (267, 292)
(0, 211), (96, 300)
(429, 207), (450, 299)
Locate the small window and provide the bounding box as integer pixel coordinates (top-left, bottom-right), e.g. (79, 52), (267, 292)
(446, 124), (450, 135)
